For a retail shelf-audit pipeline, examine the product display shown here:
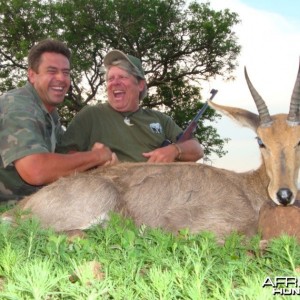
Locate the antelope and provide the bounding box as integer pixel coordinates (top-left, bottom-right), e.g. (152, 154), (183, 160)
(2, 62), (300, 239)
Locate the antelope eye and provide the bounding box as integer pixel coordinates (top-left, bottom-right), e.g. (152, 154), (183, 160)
(256, 137), (265, 148)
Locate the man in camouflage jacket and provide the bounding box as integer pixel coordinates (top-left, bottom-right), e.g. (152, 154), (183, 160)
(0, 39), (116, 202)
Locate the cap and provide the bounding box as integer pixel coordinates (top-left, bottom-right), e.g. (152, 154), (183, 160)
(104, 50), (145, 79)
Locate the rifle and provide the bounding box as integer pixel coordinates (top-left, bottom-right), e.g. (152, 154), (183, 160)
(161, 89), (218, 146)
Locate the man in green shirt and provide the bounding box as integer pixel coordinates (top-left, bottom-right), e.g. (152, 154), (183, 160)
(58, 50), (203, 163)
(0, 39), (116, 202)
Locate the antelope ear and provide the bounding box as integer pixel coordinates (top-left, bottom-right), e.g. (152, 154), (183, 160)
(208, 100), (260, 131)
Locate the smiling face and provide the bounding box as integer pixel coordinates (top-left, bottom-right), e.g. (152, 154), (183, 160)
(28, 52), (71, 112)
(106, 66), (145, 112)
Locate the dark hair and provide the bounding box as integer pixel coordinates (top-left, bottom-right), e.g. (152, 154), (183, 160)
(28, 39), (71, 72)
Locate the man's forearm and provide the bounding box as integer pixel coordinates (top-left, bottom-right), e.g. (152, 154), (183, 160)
(177, 139), (204, 162)
(14, 150), (109, 186)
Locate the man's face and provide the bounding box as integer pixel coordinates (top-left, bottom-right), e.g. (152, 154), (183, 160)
(106, 66), (145, 112)
(28, 52), (71, 112)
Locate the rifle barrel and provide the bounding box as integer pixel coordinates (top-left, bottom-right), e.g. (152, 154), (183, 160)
(188, 89), (218, 124)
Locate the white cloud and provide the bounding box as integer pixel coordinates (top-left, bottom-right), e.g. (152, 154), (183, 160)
(202, 0), (300, 171)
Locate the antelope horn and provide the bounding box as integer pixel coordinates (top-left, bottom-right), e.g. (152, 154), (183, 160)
(244, 67), (272, 126)
(287, 59), (300, 125)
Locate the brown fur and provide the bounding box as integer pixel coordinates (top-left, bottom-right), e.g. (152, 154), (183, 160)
(1, 162), (271, 238)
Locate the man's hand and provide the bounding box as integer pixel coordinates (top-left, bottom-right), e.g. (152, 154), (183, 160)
(103, 153), (119, 166)
(142, 144), (180, 163)
(143, 139), (204, 163)
(91, 143), (118, 166)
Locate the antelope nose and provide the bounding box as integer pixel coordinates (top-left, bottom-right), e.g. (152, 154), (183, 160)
(276, 188), (293, 206)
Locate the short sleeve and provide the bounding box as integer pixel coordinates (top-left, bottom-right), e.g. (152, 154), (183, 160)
(0, 95), (50, 167)
(159, 112), (183, 142)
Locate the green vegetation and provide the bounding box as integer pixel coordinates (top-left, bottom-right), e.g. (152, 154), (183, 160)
(0, 207), (299, 299)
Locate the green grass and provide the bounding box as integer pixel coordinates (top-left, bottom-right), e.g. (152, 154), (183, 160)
(0, 205), (299, 299)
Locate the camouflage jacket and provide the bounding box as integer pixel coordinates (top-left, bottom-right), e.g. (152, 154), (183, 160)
(0, 82), (64, 201)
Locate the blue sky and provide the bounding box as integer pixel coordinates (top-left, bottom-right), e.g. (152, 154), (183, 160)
(241, 0), (300, 20)
(198, 0), (300, 172)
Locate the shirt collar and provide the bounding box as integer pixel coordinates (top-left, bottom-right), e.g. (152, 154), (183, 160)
(25, 82), (60, 125)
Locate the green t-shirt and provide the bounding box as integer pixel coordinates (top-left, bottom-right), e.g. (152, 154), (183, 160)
(0, 82), (64, 201)
(58, 103), (183, 162)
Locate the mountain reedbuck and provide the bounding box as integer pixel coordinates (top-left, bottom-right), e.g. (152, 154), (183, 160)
(3, 63), (300, 239)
